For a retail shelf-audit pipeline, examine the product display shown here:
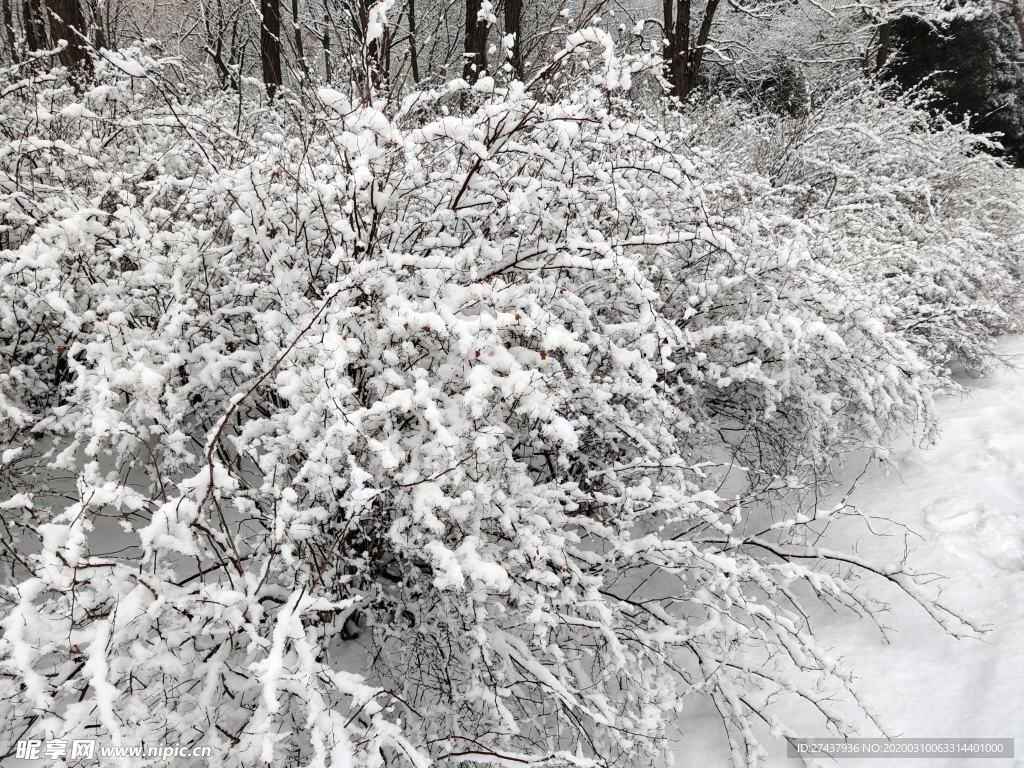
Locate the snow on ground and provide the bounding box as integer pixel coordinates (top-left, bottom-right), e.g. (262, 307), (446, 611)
(678, 336), (1024, 767)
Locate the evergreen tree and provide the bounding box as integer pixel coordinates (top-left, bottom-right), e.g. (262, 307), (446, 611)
(888, 7), (1024, 164)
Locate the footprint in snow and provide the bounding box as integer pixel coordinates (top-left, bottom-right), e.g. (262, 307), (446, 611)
(959, 444), (1023, 474)
(973, 515), (1024, 572)
(923, 497), (985, 533)
(922, 496), (1024, 572)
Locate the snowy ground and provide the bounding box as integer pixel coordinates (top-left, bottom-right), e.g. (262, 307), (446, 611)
(678, 336), (1024, 767)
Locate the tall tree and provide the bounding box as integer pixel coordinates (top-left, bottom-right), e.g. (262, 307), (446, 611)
(292, 0), (308, 81)
(407, 0), (419, 82)
(261, 0), (283, 98)
(504, 0), (521, 79)
(22, 0), (47, 51)
(357, 0), (390, 94)
(321, 1), (332, 80)
(875, 20), (890, 70)
(463, 0), (488, 83)
(662, 0), (720, 101)
(887, 7), (1024, 164)
(202, 2), (242, 91)
(49, 0), (92, 81)
(2, 0), (16, 62)
(86, 0), (106, 50)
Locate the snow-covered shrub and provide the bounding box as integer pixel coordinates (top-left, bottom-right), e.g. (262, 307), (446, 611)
(687, 85), (1024, 376)
(0, 42), (1007, 768)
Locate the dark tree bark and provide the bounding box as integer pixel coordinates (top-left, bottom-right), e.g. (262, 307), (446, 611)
(661, 0), (684, 98)
(210, 34), (230, 85)
(503, 0), (521, 79)
(321, 1), (331, 80)
(49, 0), (92, 81)
(661, 0), (719, 101)
(355, 0), (388, 96)
(875, 20), (890, 71)
(87, 0), (106, 50)
(319, 0), (331, 81)
(682, 0), (718, 97)
(291, 0), (308, 81)
(202, 0), (238, 90)
(23, 0), (48, 51)
(261, 0), (283, 98)
(2, 0), (17, 62)
(382, 15), (390, 76)
(207, 26), (234, 87)
(463, 0), (487, 83)
(407, 0), (419, 83)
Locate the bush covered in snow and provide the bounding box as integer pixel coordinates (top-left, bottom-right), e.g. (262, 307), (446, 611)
(692, 85), (1024, 377)
(0, 40), (1017, 768)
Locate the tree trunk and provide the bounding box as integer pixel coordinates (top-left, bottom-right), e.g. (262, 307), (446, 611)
(2, 0), (17, 62)
(201, 0), (236, 89)
(663, 0), (692, 100)
(407, 0), (418, 82)
(291, 0), (308, 81)
(682, 0), (717, 97)
(463, 0), (487, 84)
(355, 0), (386, 96)
(23, 0), (48, 51)
(662, 0), (718, 100)
(49, 0), (93, 81)
(662, 0), (676, 94)
(261, 0), (283, 98)
(87, 0), (106, 50)
(321, 1), (331, 81)
(503, 0), (521, 79)
(875, 20), (890, 71)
